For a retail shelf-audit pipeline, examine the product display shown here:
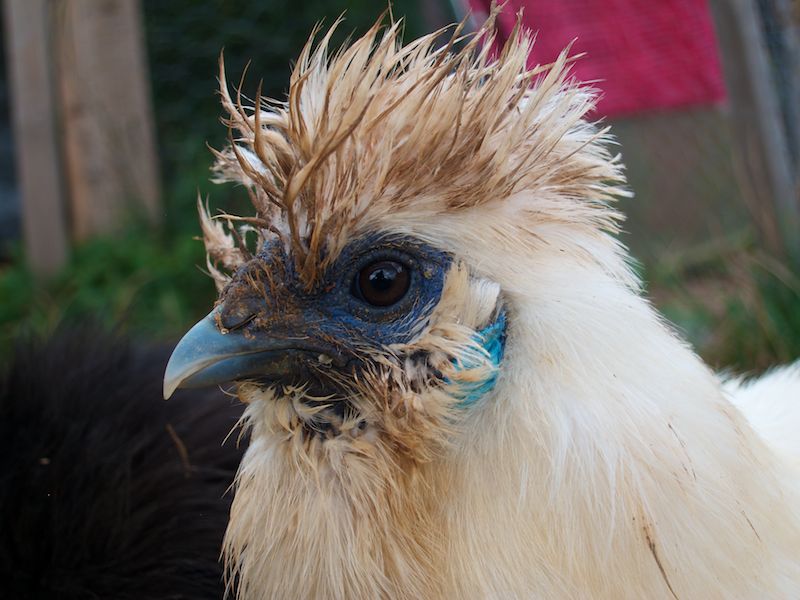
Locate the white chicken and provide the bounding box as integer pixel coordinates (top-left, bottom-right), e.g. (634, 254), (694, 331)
(164, 12), (800, 599)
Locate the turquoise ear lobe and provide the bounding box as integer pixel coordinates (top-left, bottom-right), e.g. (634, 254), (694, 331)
(449, 311), (507, 408)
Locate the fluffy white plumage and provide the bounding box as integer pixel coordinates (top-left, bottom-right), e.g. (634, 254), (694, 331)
(191, 12), (800, 599)
(726, 364), (800, 470)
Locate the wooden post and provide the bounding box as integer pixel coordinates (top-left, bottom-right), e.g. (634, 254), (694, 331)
(3, 0), (69, 274)
(56, 0), (161, 240)
(709, 0), (800, 258)
(772, 0), (800, 175)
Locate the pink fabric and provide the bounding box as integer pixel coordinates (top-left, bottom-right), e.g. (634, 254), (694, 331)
(466, 0), (726, 118)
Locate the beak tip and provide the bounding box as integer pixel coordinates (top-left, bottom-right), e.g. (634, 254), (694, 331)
(163, 352), (184, 400)
(163, 363), (181, 399)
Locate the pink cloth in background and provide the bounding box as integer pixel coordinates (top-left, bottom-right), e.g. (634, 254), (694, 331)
(466, 0), (726, 118)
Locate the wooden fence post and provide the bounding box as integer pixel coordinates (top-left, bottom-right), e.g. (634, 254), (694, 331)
(3, 0), (69, 275)
(709, 0), (800, 258)
(56, 0), (161, 240)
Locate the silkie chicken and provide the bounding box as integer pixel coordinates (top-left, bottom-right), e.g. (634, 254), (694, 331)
(161, 12), (800, 600)
(6, 8), (800, 600)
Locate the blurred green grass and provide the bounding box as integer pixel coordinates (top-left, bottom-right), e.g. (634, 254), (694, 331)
(644, 238), (800, 372)
(0, 218), (214, 352)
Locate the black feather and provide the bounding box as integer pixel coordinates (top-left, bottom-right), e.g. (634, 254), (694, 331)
(0, 328), (245, 599)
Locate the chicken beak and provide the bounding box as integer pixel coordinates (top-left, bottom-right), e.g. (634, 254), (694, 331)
(163, 309), (311, 399)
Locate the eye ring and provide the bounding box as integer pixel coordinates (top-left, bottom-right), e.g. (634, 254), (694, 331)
(352, 259), (411, 307)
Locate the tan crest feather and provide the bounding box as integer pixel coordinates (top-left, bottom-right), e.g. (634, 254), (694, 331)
(210, 8), (625, 287)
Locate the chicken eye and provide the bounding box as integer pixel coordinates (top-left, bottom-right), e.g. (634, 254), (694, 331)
(353, 260), (410, 307)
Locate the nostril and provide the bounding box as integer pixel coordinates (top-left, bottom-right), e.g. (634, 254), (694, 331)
(224, 313), (255, 331)
(217, 299), (262, 331)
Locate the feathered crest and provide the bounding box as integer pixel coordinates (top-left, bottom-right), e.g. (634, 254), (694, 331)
(204, 7), (624, 288)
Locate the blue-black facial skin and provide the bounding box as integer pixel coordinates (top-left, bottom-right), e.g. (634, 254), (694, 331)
(223, 234), (453, 351)
(213, 234), (507, 410)
(319, 235), (452, 346)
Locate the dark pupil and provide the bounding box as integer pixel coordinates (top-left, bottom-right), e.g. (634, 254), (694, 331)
(357, 261), (410, 307)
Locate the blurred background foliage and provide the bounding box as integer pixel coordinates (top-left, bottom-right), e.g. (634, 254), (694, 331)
(1, 0), (799, 372)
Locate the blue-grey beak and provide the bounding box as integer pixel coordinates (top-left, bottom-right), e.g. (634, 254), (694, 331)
(165, 310), (268, 399)
(164, 309), (335, 399)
